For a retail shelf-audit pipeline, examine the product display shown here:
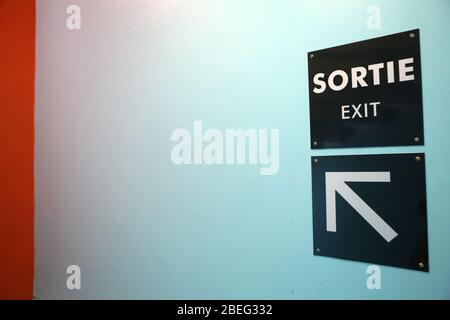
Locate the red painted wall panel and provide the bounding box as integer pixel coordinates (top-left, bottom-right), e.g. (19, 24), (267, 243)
(0, 0), (35, 299)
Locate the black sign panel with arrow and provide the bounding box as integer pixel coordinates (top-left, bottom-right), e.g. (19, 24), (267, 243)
(308, 29), (424, 149)
(311, 153), (429, 271)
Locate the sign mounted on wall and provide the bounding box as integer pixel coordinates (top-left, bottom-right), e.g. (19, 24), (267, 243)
(308, 29), (424, 149)
(311, 153), (429, 272)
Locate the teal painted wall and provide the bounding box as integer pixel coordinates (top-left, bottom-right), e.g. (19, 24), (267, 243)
(35, 0), (450, 299)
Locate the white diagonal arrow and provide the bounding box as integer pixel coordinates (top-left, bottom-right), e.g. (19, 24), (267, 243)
(325, 171), (398, 243)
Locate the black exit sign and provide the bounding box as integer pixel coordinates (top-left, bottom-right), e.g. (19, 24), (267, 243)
(308, 29), (424, 149)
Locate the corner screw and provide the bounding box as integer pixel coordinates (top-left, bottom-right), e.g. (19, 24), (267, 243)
(414, 137), (420, 142)
(316, 248), (320, 254)
(313, 141), (318, 147)
(418, 262), (425, 269)
(314, 158), (318, 163)
(310, 53), (314, 59)
(415, 156), (421, 161)
(410, 33), (415, 38)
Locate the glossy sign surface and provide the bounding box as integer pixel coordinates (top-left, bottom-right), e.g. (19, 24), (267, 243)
(311, 153), (429, 271)
(308, 29), (424, 149)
